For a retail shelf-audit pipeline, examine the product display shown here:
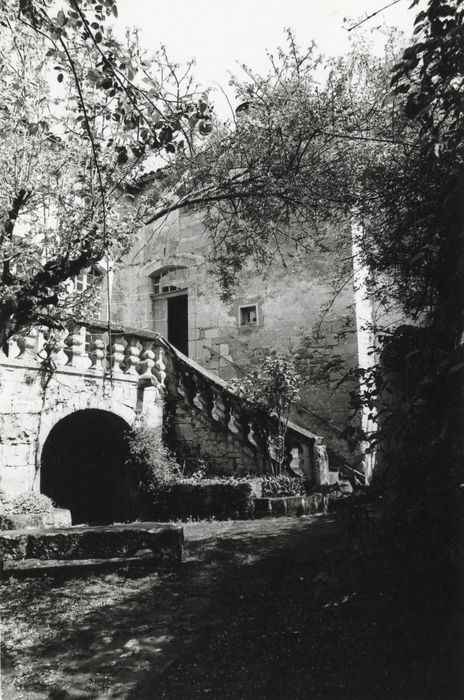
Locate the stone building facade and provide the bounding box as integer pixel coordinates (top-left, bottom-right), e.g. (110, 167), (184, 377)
(112, 205), (361, 464)
(0, 327), (328, 521)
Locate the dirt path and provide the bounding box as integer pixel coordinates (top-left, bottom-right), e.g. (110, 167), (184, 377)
(1, 515), (460, 699)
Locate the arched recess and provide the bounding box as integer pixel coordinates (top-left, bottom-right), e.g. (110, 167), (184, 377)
(40, 409), (136, 525)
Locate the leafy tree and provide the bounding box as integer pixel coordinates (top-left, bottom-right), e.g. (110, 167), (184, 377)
(0, 0), (211, 341)
(352, 0), (464, 483)
(144, 31), (405, 298)
(0, 1), (405, 343)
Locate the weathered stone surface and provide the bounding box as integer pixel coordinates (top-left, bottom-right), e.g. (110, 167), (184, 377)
(335, 480), (354, 495)
(0, 350), (163, 498)
(0, 533), (28, 559)
(254, 494), (326, 518)
(111, 209), (360, 462)
(0, 508), (72, 531)
(0, 523), (183, 565)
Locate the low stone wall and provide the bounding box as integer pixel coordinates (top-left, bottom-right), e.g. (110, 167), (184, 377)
(0, 523), (183, 568)
(254, 494), (327, 518)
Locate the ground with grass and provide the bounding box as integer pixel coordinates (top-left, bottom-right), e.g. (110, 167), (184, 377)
(1, 515), (462, 699)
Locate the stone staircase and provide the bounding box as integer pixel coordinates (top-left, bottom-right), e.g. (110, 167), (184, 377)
(0, 320), (334, 489)
(150, 335), (332, 485)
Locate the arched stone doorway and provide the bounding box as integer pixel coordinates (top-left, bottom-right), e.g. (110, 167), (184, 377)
(41, 409), (136, 525)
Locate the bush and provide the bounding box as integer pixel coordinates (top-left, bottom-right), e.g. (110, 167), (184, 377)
(127, 423), (180, 494)
(150, 478), (255, 521)
(228, 354), (301, 474)
(261, 475), (306, 497)
(0, 492), (55, 515)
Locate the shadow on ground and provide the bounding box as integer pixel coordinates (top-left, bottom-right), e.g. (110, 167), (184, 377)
(1, 515), (462, 699)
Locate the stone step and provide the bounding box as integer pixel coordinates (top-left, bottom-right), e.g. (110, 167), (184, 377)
(0, 522), (184, 576)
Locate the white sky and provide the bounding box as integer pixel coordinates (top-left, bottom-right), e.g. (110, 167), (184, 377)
(116, 0), (417, 115)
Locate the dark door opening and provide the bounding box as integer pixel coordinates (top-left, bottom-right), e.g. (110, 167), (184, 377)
(167, 293), (188, 355)
(41, 409), (135, 525)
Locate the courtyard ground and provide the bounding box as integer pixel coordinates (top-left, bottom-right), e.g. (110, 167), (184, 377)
(1, 514), (461, 699)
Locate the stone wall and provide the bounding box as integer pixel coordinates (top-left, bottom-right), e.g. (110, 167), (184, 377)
(0, 330), (163, 499)
(112, 207), (360, 462)
(168, 401), (266, 476)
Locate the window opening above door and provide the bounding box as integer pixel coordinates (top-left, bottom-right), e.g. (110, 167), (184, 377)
(152, 267), (188, 296)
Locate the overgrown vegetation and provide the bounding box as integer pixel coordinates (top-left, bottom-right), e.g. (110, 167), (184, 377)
(229, 354), (301, 474)
(150, 478), (256, 521)
(0, 0), (212, 339)
(126, 421), (180, 493)
(0, 492), (56, 529)
(0, 492), (55, 515)
(261, 475), (306, 498)
(1, 0), (404, 338)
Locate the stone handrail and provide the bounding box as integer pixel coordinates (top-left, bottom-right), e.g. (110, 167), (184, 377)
(158, 338), (330, 483)
(0, 321), (168, 385)
(0, 321), (330, 483)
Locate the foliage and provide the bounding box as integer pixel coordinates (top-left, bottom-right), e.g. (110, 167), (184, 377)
(0, 491), (55, 514)
(345, 0), (464, 622)
(356, 0), (464, 325)
(0, 0), (211, 340)
(261, 475), (306, 498)
(150, 478), (255, 521)
(228, 354), (301, 474)
(0, 6), (406, 340)
(350, 0), (464, 473)
(126, 422), (180, 494)
(145, 30), (404, 297)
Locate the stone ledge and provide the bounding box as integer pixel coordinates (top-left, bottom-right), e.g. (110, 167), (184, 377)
(0, 522), (184, 568)
(0, 508), (72, 531)
(3, 554), (167, 579)
(254, 494), (326, 518)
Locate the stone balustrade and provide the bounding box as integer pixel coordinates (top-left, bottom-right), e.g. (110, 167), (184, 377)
(0, 321), (330, 483)
(159, 341), (330, 483)
(0, 321), (168, 389)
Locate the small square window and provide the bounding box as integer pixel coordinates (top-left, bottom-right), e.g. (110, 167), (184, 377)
(184, 202), (202, 213)
(239, 305), (258, 326)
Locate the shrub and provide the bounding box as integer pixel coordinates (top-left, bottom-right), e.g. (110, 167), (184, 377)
(127, 423), (180, 494)
(228, 354), (301, 474)
(151, 478), (255, 521)
(0, 492), (55, 515)
(261, 475), (306, 497)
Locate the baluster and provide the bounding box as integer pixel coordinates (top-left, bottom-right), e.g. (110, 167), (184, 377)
(16, 328), (39, 363)
(124, 336), (141, 375)
(89, 337), (106, 372)
(193, 375), (209, 412)
(44, 330), (68, 368)
(313, 440), (330, 485)
(64, 325), (89, 369)
(247, 421), (259, 448)
(154, 346), (167, 389)
(110, 335), (125, 374)
(211, 388), (228, 425)
(138, 341), (156, 383)
(228, 405), (246, 439)
(298, 442), (311, 477)
(1, 334), (18, 360)
(268, 439), (278, 463)
(36, 329), (47, 359)
(288, 445), (299, 470)
(177, 369), (192, 403)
